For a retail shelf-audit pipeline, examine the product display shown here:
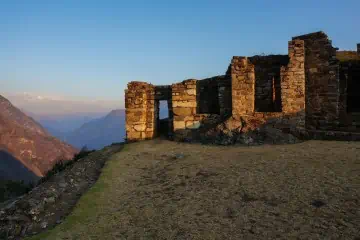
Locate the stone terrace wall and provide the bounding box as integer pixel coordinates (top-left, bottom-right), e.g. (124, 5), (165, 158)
(293, 32), (340, 131)
(231, 57), (255, 116)
(248, 55), (289, 112)
(125, 82), (157, 141)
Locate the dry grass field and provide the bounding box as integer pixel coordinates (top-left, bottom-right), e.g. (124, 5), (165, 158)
(30, 140), (360, 240)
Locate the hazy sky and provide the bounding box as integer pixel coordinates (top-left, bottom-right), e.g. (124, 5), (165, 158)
(1, 0), (359, 110)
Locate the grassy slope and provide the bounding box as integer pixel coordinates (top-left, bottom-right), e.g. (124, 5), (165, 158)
(29, 140), (360, 240)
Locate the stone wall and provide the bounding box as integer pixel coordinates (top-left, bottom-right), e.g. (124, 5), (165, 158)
(218, 75), (232, 116)
(171, 79), (225, 140)
(293, 32), (340, 131)
(338, 61), (360, 132)
(357, 44), (360, 55)
(172, 80), (198, 132)
(280, 40), (306, 129)
(155, 85), (172, 101)
(248, 55), (289, 112)
(125, 82), (157, 141)
(228, 47), (306, 132)
(125, 31), (359, 143)
(337, 51), (359, 61)
(345, 62), (360, 112)
(231, 57), (255, 116)
(197, 77), (220, 114)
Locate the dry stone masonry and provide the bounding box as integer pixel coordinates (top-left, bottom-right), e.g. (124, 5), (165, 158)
(231, 57), (255, 115)
(125, 82), (157, 140)
(172, 80), (198, 131)
(125, 31), (360, 143)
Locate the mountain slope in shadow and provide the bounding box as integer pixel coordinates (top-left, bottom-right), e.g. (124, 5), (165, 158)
(0, 149), (39, 183)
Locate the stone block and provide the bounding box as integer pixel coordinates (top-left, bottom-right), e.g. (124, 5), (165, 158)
(134, 124), (147, 132)
(173, 107), (193, 116)
(186, 89), (196, 96)
(173, 121), (186, 130)
(173, 101), (197, 108)
(184, 116), (195, 121)
(186, 121), (201, 129)
(172, 94), (196, 101)
(127, 131), (142, 140)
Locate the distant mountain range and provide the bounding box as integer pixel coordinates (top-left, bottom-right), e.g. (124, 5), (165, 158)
(33, 103), (169, 151)
(28, 110), (126, 150)
(27, 112), (108, 136)
(64, 110), (126, 150)
(0, 95), (78, 182)
(0, 93), (170, 183)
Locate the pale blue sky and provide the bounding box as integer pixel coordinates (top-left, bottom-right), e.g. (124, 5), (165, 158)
(1, 0), (359, 107)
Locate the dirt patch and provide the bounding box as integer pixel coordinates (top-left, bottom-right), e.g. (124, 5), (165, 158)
(28, 140), (360, 240)
(0, 144), (124, 239)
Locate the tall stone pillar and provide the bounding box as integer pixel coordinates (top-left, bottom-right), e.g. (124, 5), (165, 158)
(281, 40), (305, 113)
(171, 79), (198, 131)
(230, 57), (255, 116)
(293, 32), (340, 130)
(125, 82), (156, 141)
(280, 39), (306, 129)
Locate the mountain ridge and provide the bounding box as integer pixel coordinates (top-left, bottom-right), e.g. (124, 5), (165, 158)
(64, 109), (126, 150)
(0, 95), (78, 180)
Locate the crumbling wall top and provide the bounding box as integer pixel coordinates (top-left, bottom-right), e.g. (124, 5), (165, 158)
(127, 81), (154, 90)
(248, 55), (289, 66)
(292, 31), (328, 41)
(176, 79), (198, 86)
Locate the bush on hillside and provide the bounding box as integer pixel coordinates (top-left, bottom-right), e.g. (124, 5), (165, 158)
(0, 180), (34, 203)
(38, 147), (95, 185)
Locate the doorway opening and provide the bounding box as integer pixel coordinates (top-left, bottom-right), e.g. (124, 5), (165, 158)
(347, 65), (360, 112)
(157, 100), (171, 137)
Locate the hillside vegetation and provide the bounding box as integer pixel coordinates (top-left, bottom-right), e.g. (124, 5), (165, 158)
(28, 139), (360, 240)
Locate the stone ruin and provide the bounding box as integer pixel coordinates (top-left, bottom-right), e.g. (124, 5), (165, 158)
(125, 31), (360, 144)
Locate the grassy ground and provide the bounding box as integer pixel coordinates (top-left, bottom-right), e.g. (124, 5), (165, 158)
(29, 139), (360, 239)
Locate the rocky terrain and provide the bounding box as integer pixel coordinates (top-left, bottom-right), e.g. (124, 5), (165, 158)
(0, 143), (124, 239)
(6, 139), (357, 240)
(0, 95), (78, 180)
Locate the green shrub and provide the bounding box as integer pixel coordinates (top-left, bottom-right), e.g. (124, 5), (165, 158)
(0, 147), (96, 203)
(38, 147), (95, 185)
(0, 180), (33, 202)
